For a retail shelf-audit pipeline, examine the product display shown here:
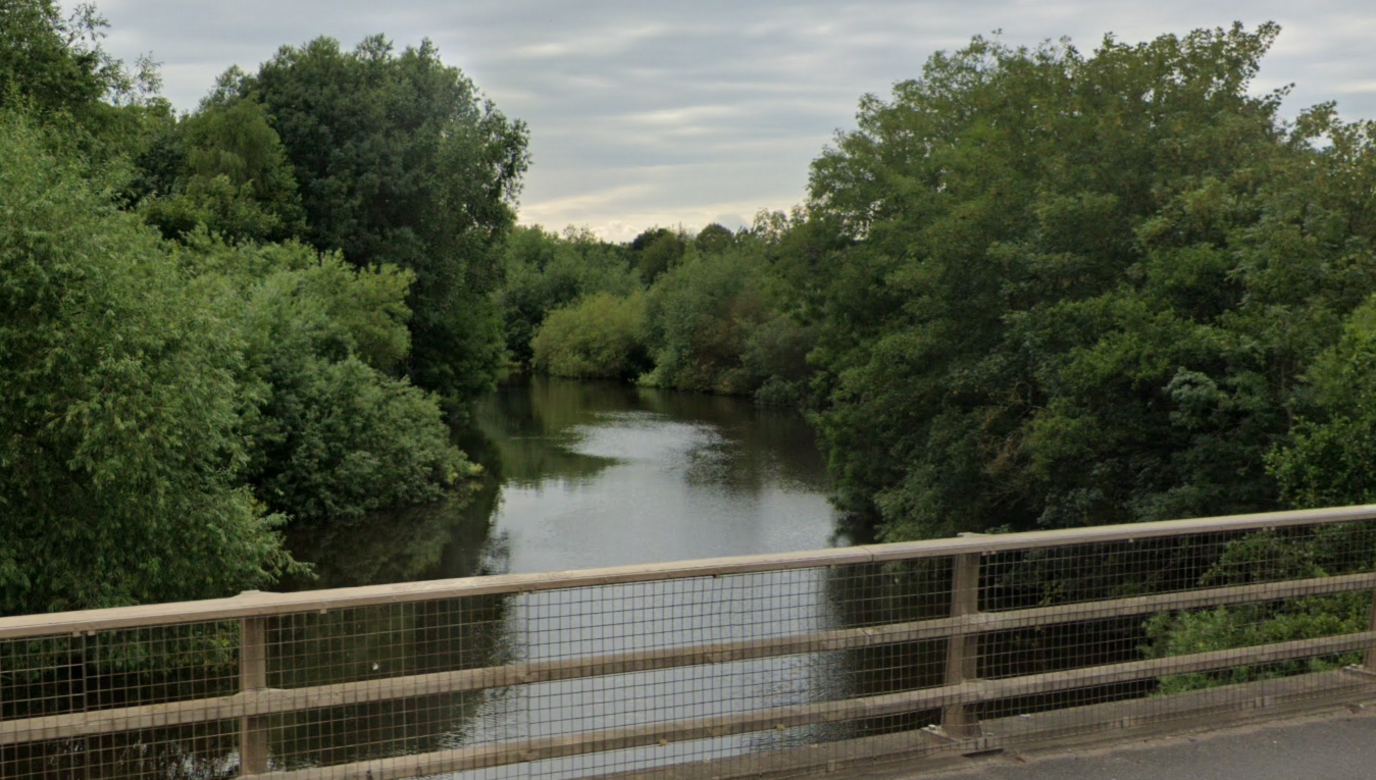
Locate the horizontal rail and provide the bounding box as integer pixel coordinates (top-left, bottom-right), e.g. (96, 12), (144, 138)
(978, 571), (1376, 632)
(6, 570), (1373, 747)
(2, 505), (1374, 640)
(243, 630), (1376, 780)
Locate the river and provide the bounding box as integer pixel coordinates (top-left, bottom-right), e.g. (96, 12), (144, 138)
(267, 378), (870, 778)
(284, 376), (847, 588)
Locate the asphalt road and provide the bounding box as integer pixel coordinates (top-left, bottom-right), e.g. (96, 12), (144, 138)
(915, 707), (1376, 780)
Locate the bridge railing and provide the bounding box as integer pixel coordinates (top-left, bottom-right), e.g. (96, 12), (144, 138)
(5, 505), (1376, 779)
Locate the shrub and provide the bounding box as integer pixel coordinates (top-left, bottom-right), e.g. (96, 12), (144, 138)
(531, 292), (648, 379)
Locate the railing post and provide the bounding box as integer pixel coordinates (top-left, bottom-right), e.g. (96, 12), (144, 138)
(240, 615), (269, 776)
(942, 552), (981, 739)
(1365, 587), (1376, 672)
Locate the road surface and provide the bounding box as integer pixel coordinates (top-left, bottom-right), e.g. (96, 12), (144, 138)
(915, 705), (1376, 780)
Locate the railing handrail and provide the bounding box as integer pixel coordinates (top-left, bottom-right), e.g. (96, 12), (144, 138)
(3, 503), (1375, 640)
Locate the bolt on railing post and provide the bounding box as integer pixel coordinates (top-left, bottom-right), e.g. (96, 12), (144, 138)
(239, 615), (269, 776)
(942, 552), (982, 739)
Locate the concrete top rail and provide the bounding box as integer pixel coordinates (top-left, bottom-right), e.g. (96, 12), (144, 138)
(2, 504), (1374, 641)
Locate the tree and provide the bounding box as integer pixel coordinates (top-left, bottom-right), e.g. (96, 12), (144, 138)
(694, 223), (735, 254)
(497, 225), (639, 368)
(1270, 293), (1376, 509)
(630, 227), (685, 283)
(0, 0), (169, 165)
(531, 293), (649, 380)
(804, 24), (1376, 540)
(241, 35), (529, 404)
(0, 118), (292, 614)
(641, 245), (773, 394)
(184, 239), (476, 528)
(138, 97), (306, 244)
(0, 0), (114, 117)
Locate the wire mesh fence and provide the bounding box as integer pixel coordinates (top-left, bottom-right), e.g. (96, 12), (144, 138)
(4, 506), (1376, 779)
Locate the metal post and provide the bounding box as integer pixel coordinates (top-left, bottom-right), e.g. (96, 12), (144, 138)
(942, 553), (981, 739)
(239, 615), (269, 776)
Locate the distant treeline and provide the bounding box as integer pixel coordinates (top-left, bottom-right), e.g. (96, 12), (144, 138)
(500, 220), (818, 410)
(507, 23), (1376, 549)
(6, 1), (1376, 619)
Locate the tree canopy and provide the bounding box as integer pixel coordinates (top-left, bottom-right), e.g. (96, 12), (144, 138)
(240, 35), (530, 404)
(0, 11), (520, 614)
(0, 118), (292, 613)
(801, 23), (1376, 539)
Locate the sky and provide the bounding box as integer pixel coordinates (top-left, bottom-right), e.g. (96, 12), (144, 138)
(82, 0), (1376, 242)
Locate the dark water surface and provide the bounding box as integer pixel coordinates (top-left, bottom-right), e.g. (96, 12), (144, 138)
(285, 377), (844, 588)
(266, 378), (865, 778)
(475, 378), (844, 573)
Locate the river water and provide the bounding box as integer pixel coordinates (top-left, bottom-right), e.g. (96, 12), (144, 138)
(285, 377), (845, 588)
(474, 378), (844, 572)
(0, 379), (1266, 778)
(271, 378), (871, 778)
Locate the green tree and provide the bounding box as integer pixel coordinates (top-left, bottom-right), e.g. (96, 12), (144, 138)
(1142, 527), (1376, 692)
(1270, 294), (1376, 509)
(630, 227), (686, 283)
(642, 245), (773, 395)
(0, 1), (157, 116)
(185, 240), (476, 528)
(240, 35), (530, 405)
(497, 225), (639, 368)
(0, 0), (170, 168)
(138, 97), (306, 244)
(0, 0), (107, 115)
(0, 118), (292, 614)
(804, 24), (1376, 540)
(530, 293), (649, 380)
(693, 223), (735, 255)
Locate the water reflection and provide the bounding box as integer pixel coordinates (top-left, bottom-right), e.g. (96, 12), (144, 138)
(474, 377), (839, 573)
(271, 377), (857, 776)
(442, 378), (861, 776)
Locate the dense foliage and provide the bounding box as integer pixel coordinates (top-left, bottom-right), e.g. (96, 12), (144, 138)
(136, 97), (306, 244)
(498, 226), (640, 368)
(494, 21), (1376, 554)
(798, 24), (1376, 540)
(241, 36), (529, 405)
(502, 218), (819, 405)
(1142, 525), (1376, 691)
(194, 243), (476, 527)
(0, 119), (291, 613)
(0, 3), (515, 613)
(488, 20), (1376, 700)
(531, 293), (649, 379)
(12, 1), (1376, 629)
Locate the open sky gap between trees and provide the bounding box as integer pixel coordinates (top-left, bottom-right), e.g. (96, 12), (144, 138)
(5, 0), (1376, 647)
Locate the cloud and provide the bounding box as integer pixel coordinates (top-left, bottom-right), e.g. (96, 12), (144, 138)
(503, 24), (672, 61)
(74, 0), (1376, 239)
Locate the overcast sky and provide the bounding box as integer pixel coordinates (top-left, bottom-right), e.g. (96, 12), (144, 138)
(83, 1), (1376, 242)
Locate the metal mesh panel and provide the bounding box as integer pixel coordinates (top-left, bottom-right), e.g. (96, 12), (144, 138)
(4, 509), (1376, 779)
